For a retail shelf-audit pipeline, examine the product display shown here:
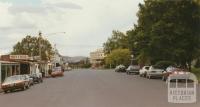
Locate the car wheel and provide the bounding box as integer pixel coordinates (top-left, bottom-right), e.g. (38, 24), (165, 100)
(40, 79), (43, 83)
(22, 85), (26, 91)
(148, 76), (151, 79)
(144, 73), (147, 77)
(145, 74), (148, 78)
(4, 90), (8, 93)
(162, 76), (166, 81)
(26, 84), (30, 89)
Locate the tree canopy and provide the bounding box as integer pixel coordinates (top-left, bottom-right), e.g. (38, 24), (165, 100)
(11, 35), (54, 61)
(103, 0), (200, 70)
(105, 49), (131, 68)
(134, 0), (200, 70)
(103, 30), (129, 54)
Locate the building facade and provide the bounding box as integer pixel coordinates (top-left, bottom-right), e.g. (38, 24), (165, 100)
(90, 48), (105, 68)
(0, 61), (20, 85)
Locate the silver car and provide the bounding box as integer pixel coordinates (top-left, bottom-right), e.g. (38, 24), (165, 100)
(146, 66), (164, 79)
(126, 65), (140, 75)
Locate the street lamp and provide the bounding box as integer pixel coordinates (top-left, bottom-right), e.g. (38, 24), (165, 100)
(131, 54), (134, 65)
(39, 31), (42, 61)
(38, 31), (66, 61)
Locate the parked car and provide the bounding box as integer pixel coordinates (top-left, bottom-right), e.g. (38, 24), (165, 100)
(1, 75), (30, 93)
(51, 67), (64, 77)
(115, 65), (126, 72)
(162, 66), (178, 81)
(126, 65), (140, 75)
(139, 66), (150, 77)
(23, 75), (34, 86)
(146, 66), (164, 79)
(65, 67), (72, 71)
(29, 73), (43, 83)
(163, 68), (188, 81)
(166, 71), (196, 83)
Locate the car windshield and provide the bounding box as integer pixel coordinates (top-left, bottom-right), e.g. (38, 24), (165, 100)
(4, 76), (22, 83)
(145, 67), (150, 70)
(53, 67), (62, 71)
(152, 66), (162, 69)
(31, 74), (37, 76)
(129, 65), (139, 69)
(128, 66), (133, 68)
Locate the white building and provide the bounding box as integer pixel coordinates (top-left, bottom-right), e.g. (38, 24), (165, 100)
(90, 48), (105, 68)
(52, 45), (63, 67)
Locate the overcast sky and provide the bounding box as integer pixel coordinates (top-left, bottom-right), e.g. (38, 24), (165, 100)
(0, 0), (143, 57)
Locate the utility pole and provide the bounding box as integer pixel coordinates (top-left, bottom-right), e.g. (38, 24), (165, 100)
(131, 54), (134, 65)
(39, 31), (42, 61)
(38, 31), (66, 60)
(109, 48), (112, 69)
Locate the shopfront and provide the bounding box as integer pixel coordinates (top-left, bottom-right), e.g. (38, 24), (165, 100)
(0, 61), (20, 84)
(1, 55), (35, 75)
(39, 62), (53, 77)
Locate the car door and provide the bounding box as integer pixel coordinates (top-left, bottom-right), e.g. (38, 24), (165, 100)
(23, 75), (30, 86)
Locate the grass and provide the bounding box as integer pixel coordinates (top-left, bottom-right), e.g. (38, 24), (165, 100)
(191, 68), (200, 82)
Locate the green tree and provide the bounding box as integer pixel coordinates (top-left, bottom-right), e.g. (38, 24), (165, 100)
(105, 49), (131, 68)
(133, 0), (200, 70)
(103, 30), (129, 54)
(11, 35), (54, 61)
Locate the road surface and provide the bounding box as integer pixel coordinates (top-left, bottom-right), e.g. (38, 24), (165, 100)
(0, 69), (199, 107)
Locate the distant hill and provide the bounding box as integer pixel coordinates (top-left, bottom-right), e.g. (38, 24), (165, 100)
(62, 56), (88, 63)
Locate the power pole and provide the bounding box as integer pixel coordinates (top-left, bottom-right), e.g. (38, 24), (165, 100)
(39, 31), (42, 61)
(37, 31), (66, 60)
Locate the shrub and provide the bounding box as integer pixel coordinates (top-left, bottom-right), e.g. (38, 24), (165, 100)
(191, 68), (200, 82)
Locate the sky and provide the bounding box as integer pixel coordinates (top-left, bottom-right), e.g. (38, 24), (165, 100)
(0, 0), (143, 57)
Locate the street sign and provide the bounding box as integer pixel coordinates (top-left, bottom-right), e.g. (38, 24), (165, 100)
(10, 55), (29, 60)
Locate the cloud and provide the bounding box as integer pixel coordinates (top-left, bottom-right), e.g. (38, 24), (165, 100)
(8, 5), (46, 14)
(45, 2), (83, 10)
(0, 0), (143, 56)
(8, 1), (83, 14)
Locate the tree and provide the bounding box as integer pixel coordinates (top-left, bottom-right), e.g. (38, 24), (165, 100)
(133, 0), (200, 70)
(103, 30), (129, 54)
(11, 35), (54, 61)
(105, 49), (131, 68)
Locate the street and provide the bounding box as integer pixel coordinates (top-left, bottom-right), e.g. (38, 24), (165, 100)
(0, 69), (199, 107)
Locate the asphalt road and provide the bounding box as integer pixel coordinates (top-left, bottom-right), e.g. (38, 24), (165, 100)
(0, 69), (199, 107)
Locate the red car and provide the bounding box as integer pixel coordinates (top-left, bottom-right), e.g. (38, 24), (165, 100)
(162, 67), (188, 81)
(51, 67), (64, 77)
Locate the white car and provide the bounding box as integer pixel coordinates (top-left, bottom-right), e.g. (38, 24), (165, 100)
(115, 65), (126, 72)
(146, 66), (164, 79)
(139, 66), (150, 77)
